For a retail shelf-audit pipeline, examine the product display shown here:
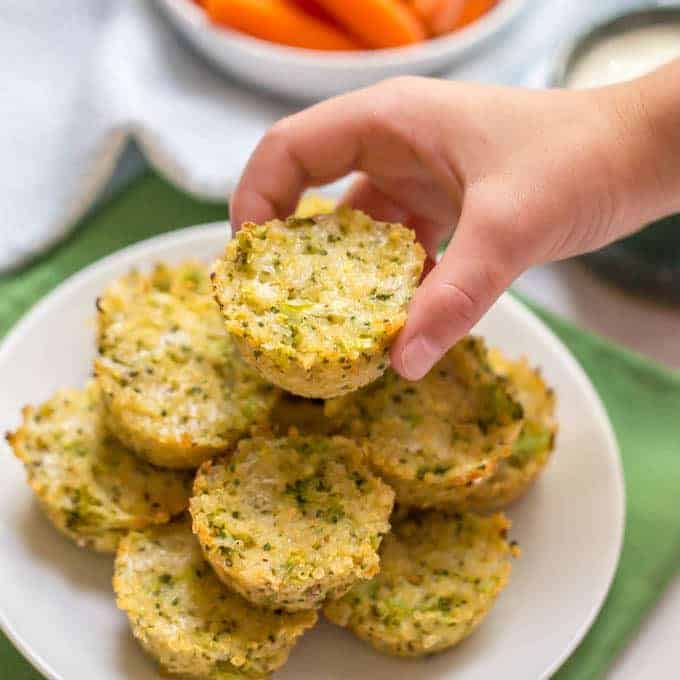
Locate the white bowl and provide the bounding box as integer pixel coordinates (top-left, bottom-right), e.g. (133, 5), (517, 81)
(156, 0), (529, 100)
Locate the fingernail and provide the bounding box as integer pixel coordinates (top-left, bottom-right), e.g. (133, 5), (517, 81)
(400, 335), (440, 381)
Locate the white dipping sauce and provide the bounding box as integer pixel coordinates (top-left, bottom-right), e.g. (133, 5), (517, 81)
(566, 23), (680, 89)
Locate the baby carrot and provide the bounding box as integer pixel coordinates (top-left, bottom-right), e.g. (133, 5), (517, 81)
(431, 0), (466, 34)
(405, 0), (495, 35)
(409, 0), (442, 17)
(289, 0), (337, 23)
(314, 0), (426, 48)
(456, 0), (497, 28)
(205, 0), (359, 50)
(403, 0), (434, 36)
(406, 0), (465, 36)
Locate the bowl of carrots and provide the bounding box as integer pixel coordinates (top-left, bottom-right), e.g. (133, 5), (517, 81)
(158, 0), (528, 100)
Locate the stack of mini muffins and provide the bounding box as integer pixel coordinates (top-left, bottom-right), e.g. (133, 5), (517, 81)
(8, 204), (556, 679)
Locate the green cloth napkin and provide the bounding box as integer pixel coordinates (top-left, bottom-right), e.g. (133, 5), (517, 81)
(1, 172), (679, 680)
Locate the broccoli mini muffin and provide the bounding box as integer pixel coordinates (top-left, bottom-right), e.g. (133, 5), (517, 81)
(323, 511), (517, 657)
(211, 208), (425, 398)
(325, 337), (524, 509)
(6, 383), (192, 552)
(190, 434), (395, 611)
(446, 349), (557, 513)
(114, 520), (316, 680)
(294, 194), (336, 218)
(95, 261), (279, 469)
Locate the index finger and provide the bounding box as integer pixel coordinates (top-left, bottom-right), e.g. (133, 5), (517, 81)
(232, 74), (449, 229)
(231, 94), (373, 229)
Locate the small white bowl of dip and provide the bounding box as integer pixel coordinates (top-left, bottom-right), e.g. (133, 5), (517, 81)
(550, 5), (680, 90)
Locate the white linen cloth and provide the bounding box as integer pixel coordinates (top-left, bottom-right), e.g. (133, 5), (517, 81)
(0, 0), (647, 271)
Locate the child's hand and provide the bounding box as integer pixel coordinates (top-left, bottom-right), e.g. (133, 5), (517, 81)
(232, 68), (680, 380)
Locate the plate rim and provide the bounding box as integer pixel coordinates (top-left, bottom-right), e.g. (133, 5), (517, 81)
(0, 223), (625, 680)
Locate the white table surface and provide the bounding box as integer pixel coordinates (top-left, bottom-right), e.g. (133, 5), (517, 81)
(515, 262), (680, 680)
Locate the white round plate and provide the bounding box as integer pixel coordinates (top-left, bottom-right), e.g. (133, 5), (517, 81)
(0, 225), (624, 680)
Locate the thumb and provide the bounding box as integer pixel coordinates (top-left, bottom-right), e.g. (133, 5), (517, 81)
(390, 218), (524, 381)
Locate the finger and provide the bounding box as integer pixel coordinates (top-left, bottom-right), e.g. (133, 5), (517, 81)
(231, 89), (382, 229)
(231, 78), (460, 229)
(390, 214), (527, 381)
(422, 256), (436, 279)
(342, 175), (411, 224)
(343, 174), (458, 258)
(409, 217), (451, 260)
